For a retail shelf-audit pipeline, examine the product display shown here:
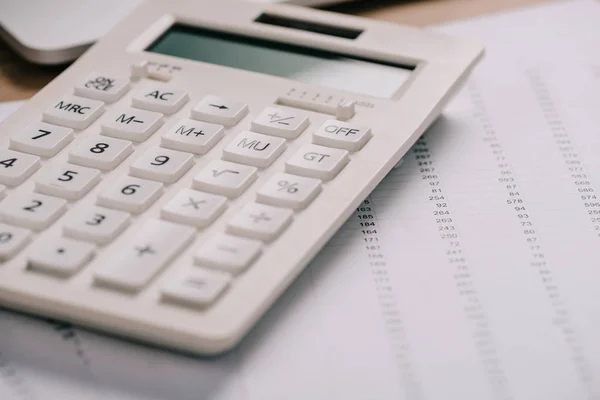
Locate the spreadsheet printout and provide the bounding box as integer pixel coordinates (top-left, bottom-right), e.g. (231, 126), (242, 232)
(1, 0), (600, 399)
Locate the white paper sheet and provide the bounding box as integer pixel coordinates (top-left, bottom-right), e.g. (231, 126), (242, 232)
(1, 1), (600, 399)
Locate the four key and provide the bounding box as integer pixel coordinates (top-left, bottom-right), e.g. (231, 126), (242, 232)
(35, 163), (101, 200)
(0, 150), (40, 186)
(0, 192), (67, 231)
(97, 175), (163, 213)
(9, 122), (74, 157)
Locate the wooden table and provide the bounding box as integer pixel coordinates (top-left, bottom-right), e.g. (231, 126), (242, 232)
(0, 0), (547, 102)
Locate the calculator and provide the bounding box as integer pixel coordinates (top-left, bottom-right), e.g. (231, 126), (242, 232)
(0, 0), (483, 354)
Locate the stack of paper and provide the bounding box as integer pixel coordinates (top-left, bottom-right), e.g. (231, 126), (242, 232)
(1, 1), (600, 399)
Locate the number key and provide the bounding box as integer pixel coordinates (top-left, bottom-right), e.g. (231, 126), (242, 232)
(0, 223), (31, 260)
(63, 205), (130, 245)
(97, 176), (163, 213)
(35, 163), (101, 200)
(129, 146), (194, 184)
(9, 122), (74, 157)
(0, 192), (67, 231)
(69, 136), (133, 171)
(0, 149), (40, 186)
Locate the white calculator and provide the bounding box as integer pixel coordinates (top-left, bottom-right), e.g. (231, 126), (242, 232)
(0, 0), (482, 354)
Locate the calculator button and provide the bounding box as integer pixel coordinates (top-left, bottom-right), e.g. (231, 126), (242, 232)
(0, 150), (40, 186)
(285, 144), (349, 181)
(227, 203), (293, 242)
(161, 268), (231, 308)
(74, 73), (130, 103)
(313, 120), (372, 152)
(161, 189), (227, 228)
(63, 205), (130, 245)
(94, 219), (195, 292)
(251, 107), (310, 139)
(9, 122), (74, 158)
(35, 163), (101, 200)
(28, 237), (95, 277)
(129, 147), (194, 184)
(191, 95), (249, 127)
(132, 86), (188, 114)
(97, 176), (163, 214)
(256, 172), (321, 211)
(69, 136), (133, 171)
(192, 160), (257, 198)
(161, 119), (224, 155)
(222, 131), (286, 168)
(0, 224), (31, 261)
(42, 95), (105, 130)
(0, 192), (67, 231)
(100, 107), (163, 142)
(194, 233), (261, 274)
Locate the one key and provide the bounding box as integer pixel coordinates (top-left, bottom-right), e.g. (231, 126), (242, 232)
(191, 95), (248, 127)
(195, 233), (261, 274)
(94, 219), (195, 292)
(35, 163), (101, 200)
(161, 188), (227, 228)
(101, 107), (163, 142)
(161, 118), (224, 155)
(131, 85), (188, 114)
(313, 120), (372, 152)
(74, 73), (130, 103)
(0, 223), (31, 260)
(0, 192), (67, 231)
(0, 150), (40, 186)
(256, 172), (321, 210)
(28, 237), (95, 277)
(63, 205), (130, 245)
(69, 136), (133, 171)
(9, 122), (74, 157)
(192, 160), (257, 198)
(251, 107), (309, 139)
(129, 146), (194, 184)
(97, 175), (163, 213)
(42, 95), (105, 130)
(222, 131), (286, 168)
(285, 143), (349, 181)
(227, 202), (293, 242)
(161, 267), (232, 308)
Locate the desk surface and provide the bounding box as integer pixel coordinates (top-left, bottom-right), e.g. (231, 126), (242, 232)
(0, 0), (546, 102)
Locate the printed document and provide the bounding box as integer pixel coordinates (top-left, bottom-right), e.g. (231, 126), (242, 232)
(1, 1), (600, 399)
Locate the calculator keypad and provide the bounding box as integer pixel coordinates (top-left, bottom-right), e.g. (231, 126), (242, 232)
(0, 70), (374, 313)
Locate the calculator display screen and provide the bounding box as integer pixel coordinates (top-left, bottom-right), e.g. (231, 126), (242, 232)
(147, 25), (413, 98)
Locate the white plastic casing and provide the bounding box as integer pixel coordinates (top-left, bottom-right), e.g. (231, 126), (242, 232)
(0, 0), (483, 355)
